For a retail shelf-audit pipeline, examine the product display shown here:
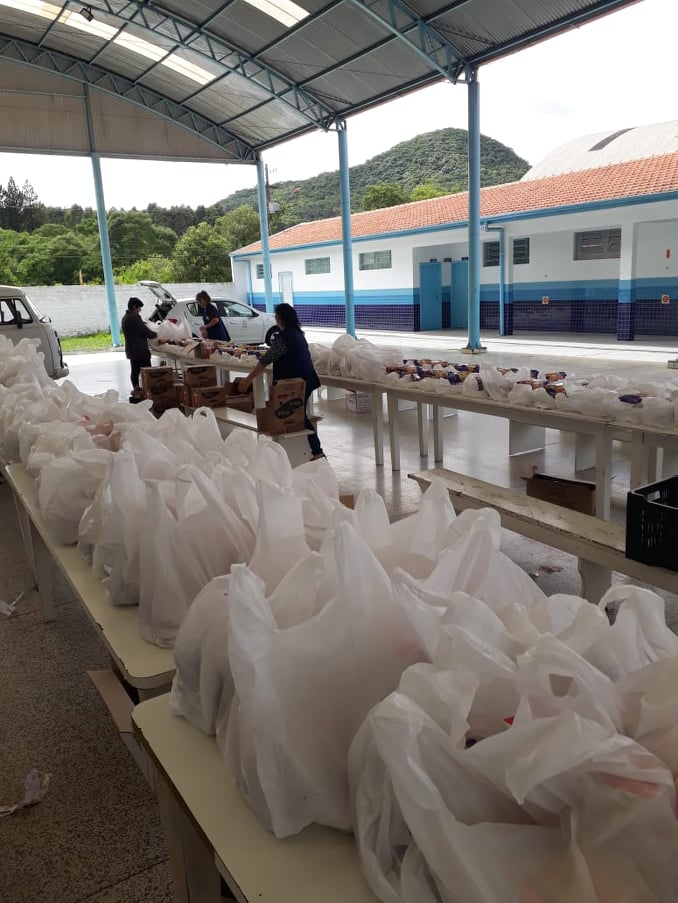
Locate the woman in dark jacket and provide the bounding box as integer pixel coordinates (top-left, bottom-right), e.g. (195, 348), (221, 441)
(121, 297), (157, 391)
(236, 303), (324, 459)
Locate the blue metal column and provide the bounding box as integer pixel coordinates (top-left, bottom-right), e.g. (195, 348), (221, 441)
(256, 156), (274, 313)
(337, 121), (356, 336)
(89, 154), (120, 347)
(84, 87), (120, 346)
(463, 68), (486, 353)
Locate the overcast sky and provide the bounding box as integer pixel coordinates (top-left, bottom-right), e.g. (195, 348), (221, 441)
(1, 0), (674, 210)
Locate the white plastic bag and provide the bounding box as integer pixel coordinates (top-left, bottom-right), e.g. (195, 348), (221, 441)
(91, 452), (147, 606)
(170, 575), (232, 735)
(138, 466), (254, 647)
(225, 522), (423, 837)
(37, 448), (112, 544)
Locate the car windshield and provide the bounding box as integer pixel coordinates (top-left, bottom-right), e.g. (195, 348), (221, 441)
(23, 292), (42, 319)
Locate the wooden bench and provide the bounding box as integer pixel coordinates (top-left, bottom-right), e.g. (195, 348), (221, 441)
(409, 467), (678, 602)
(133, 694), (378, 903)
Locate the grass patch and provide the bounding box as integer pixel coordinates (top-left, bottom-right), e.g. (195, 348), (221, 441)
(61, 332), (114, 353)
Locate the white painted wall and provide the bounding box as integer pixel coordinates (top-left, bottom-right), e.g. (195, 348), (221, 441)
(22, 282), (234, 336)
(235, 196), (678, 300)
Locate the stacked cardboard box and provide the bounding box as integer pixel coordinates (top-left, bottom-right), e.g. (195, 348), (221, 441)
(141, 366), (179, 414)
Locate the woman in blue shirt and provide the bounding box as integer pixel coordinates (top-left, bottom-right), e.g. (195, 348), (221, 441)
(197, 290), (229, 341)
(236, 303), (324, 459)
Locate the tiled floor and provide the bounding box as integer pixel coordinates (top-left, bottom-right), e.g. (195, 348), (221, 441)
(1, 330), (677, 902)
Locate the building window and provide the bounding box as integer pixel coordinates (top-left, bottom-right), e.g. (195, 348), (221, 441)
(483, 241), (500, 267)
(574, 228), (621, 261)
(359, 250), (392, 271)
(255, 263), (264, 279)
(512, 237), (530, 265)
(304, 256), (331, 275)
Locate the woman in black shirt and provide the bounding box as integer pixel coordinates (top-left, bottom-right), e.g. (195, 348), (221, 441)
(121, 297), (157, 391)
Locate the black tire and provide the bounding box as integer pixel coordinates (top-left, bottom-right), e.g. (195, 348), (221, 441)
(265, 326), (280, 346)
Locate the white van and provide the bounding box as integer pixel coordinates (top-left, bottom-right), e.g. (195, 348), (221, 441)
(0, 285), (68, 379)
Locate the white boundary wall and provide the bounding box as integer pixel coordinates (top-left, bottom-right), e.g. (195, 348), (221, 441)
(23, 283), (234, 336)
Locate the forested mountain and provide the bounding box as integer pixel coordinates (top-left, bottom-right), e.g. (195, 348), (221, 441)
(220, 128), (530, 229)
(0, 128), (529, 285)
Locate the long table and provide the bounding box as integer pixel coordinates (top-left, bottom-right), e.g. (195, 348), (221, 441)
(133, 694), (377, 903)
(382, 384), (615, 519)
(4, 463), (175, 699)
(153, 344), (387, 467)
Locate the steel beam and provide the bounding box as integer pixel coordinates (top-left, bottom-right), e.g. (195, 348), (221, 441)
(337, 121), (356, 337)
(0, 37), (257, 161)
(256, 157), (274, 314)
(82, 0), (335, 127)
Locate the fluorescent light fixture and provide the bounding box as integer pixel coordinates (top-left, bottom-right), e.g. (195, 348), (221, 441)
(243, 0), (309, 28)
(0, 0), (60, 20)
(162, 52), (213, 86)
(1, 0), (218, 86)
(60, 8), (117, 39)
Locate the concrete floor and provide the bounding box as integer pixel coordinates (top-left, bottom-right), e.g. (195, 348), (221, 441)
(1, 329), (677, 902)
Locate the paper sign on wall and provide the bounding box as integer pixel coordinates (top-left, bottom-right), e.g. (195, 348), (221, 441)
(661, 294), (670, 305)
(542, 296), (549, 305)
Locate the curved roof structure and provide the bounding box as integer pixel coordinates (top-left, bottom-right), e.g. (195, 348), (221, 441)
(0, 0), (641, 163)
(523, 120), (678, 181)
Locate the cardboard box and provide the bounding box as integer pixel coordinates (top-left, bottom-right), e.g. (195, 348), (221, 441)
(340, 494), (355, 509)
(345, 390), (372, 413)
(256, 378), (306, 435)
(222, 382), (254, 412)
(184, 365), (218, 388)
(525, 473), (596, 516)
(191, 386), (227, 408)
(141, 366), (174, 392)
(145, 384), (178, 407)
(177, 384), (192, 407)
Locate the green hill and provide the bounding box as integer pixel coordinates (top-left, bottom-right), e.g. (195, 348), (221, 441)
(220, 128), (530, 231)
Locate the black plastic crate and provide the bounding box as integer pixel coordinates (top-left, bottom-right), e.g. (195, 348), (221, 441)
(626, 476), (678, 570)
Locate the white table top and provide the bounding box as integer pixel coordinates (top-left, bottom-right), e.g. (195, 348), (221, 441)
(133, 694), (378, 903)
(5, 463), (175, 690)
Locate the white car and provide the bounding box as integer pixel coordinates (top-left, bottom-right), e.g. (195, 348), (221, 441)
(139, 281), (279, 345)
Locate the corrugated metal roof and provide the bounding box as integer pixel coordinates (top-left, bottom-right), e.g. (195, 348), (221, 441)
(234, 150), (678, 253)
(0, 0), (641, 161)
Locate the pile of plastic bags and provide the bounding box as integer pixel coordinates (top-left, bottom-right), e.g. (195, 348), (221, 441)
(170, 477), (678, 900)
(310, 334), (404, 382)
(308, 336), (678, 429)
(153, 318), (192, 343)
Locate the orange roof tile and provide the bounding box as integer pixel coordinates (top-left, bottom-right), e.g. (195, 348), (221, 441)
(235, 152), (678, 255)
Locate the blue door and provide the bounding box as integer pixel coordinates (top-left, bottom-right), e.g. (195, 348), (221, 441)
(451, 260), (469, 329)
(419, 262), (442, 330)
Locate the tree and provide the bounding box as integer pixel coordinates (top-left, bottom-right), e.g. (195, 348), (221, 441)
(107, 210), (160, 267)
(116, 256), (175, 284)
(362, 183), (410, 211)
(0, 227), (25, 283)
(215, 205), (260, 253)
(172, 222), (231, 281)
(410, 180), (450, 201)
(0, 177), (24, 230)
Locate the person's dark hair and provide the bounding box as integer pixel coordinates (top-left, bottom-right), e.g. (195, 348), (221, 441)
(196, 290), (211, 304)
(127, 296), (144, 310)
(274, 302), (302, 331)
